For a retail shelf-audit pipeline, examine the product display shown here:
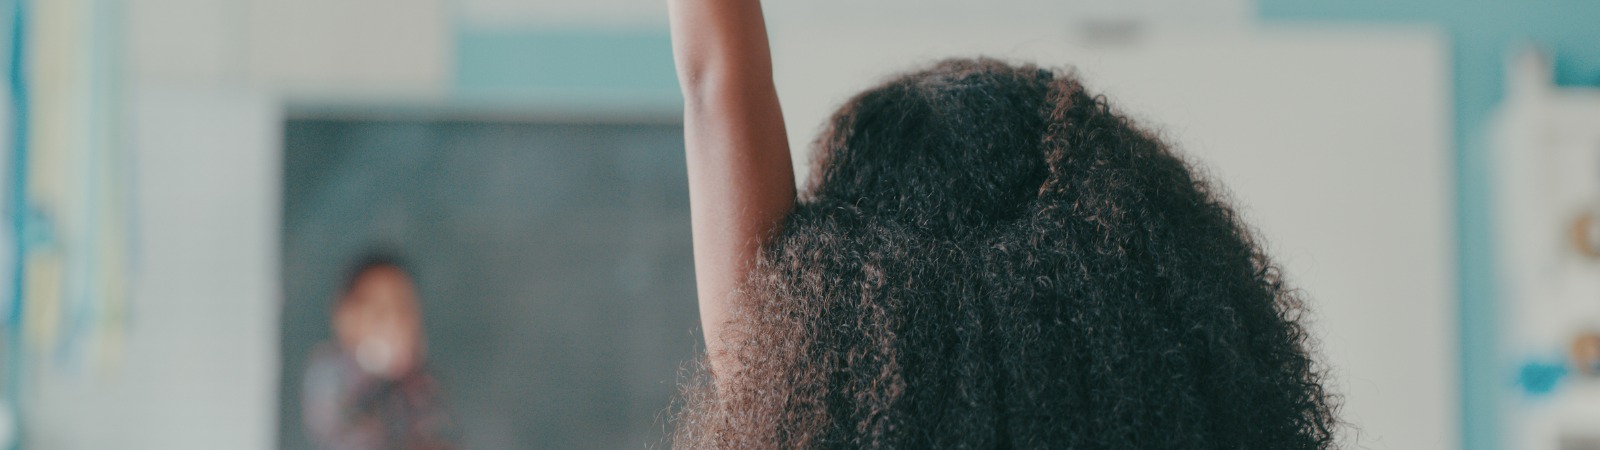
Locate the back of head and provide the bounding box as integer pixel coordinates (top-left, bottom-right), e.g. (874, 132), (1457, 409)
(675, 58), (1337, 449)
(804, 58), (1054, 234)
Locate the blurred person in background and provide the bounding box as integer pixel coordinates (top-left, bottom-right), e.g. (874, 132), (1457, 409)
(302, 253), (456, 450)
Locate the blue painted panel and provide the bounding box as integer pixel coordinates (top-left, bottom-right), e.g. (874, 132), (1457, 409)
(454, 28), (683, 113)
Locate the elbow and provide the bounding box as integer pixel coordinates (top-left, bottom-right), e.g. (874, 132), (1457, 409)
(676, 63), (731, 110)
(676, 58), (772, 112)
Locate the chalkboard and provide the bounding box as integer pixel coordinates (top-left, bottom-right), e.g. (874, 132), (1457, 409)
(279, 118), (699, 449)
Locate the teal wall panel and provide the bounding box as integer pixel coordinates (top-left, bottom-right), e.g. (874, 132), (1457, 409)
(454, 28), (682, 115)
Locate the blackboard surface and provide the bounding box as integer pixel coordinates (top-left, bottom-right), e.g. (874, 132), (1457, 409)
(279, 119), (699, 449)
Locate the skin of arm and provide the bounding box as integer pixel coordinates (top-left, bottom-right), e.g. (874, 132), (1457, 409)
(666, 0), (796, 377)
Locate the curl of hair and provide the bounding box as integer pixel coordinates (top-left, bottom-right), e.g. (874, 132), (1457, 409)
(673, 58), (1338, 449)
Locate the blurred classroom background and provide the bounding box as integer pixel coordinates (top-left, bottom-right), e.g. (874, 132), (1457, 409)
(0, 0), (1597, 449)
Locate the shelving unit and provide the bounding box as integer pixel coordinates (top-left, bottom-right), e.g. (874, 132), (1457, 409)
(1493, 48), (1600, 450)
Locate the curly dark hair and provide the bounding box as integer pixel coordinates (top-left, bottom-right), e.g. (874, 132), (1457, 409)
(673, 58), (1339, 449)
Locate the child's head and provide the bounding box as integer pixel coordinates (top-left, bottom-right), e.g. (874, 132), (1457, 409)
(333, 253), (425, 380)
(676, 58), (1337, 449)
(803, 58), (1056, 232)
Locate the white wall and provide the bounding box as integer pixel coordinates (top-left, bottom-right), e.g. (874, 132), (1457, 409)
(770, 26), (1456, 449)
(128, 0), (447, 96)
(125, 0), (1249, 92)
(28, 89), (280, 450)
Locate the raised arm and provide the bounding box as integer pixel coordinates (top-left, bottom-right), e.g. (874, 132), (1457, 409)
(667, 0), (796, 374)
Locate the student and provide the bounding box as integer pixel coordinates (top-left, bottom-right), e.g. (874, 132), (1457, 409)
(302, 253), (455, 450)
(666, 1), (1339, 449)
